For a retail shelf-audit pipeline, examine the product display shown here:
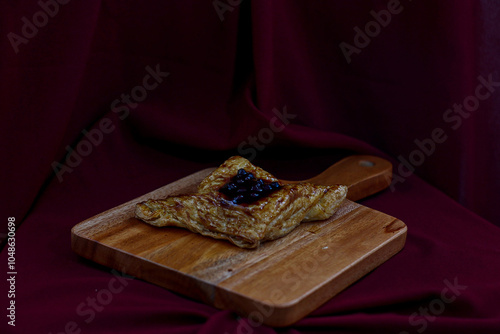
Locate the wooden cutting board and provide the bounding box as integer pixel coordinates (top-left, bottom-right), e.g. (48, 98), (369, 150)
(71, 155), (407, 327)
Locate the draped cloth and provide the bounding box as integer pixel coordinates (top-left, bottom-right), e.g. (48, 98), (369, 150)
(1, 1), (499, 333)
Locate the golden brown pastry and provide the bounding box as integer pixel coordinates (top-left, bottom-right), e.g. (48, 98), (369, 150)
(135, 156), (347, 248)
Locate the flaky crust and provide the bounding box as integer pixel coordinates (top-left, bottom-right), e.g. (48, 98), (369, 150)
(135, 156), (347, 248)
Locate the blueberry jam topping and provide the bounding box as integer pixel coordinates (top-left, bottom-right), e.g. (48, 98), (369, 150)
(219, 169), (281, 204)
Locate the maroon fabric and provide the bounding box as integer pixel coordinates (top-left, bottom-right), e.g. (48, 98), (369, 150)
(2, 1), (500, 333)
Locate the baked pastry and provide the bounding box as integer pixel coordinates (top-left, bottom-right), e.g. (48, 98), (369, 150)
(135, 156), (347, 248)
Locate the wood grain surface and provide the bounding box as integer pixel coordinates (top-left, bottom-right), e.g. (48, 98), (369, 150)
(71, 156), (406, 327)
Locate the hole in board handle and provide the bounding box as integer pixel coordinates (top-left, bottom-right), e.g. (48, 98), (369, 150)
(359, 160), (375, 167)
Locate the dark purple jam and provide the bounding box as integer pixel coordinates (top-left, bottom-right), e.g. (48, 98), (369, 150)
(219, 169), (281, 204)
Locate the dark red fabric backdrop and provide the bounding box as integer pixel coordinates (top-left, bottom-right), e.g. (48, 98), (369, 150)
(1, 1), (500, 333)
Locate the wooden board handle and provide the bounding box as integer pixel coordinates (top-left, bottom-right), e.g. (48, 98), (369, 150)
(282, 155), (392, 201)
